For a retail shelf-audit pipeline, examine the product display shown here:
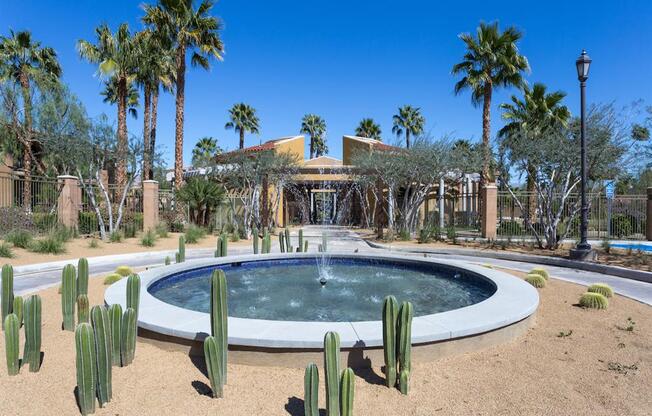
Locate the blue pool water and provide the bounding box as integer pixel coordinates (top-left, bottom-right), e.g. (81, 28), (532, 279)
(149, 257), (496, 322)
(611, 243), (652, 252)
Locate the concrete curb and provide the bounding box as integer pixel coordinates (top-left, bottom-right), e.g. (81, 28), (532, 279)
(365, 240), (652, 284)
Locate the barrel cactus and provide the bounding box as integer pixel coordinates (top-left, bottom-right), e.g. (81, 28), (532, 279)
(108, 304), (122, 366)
(121, 307), (137, 366)
(324, 331), (341, 416)
(91, 305), (112, 406)
(397, 301), (413, 394)
(579, 292), (609, 309)
(529, 267), (549, 280)
(75, 322), (97, 416)
(304, 363), (319, 416)
(1, 264), (14, 329)
(77, 294), (90, 324)
(115, 265), (133, 277)
(340, 367), (355, 416)
(23, 294), (42, 372)
(61, 264), (76, 331)
(252, 227), (259, 254)
(126, 274), (141, 316)
(382, 295), (399, 387)
(587, 283), (613, 298)
(210, 269), (228, 384)
(203, 335), (224, 398)
(176, 235), (186, 263)
(525, 273), (546, 288)
(77, 257), (89, 296)
(4, 313), (19, 375)
(12, 296), (23, 327)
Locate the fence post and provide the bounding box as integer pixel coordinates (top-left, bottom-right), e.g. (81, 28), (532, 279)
(481, 183), (497, 240)
(647, 187), (652, 241)
(0, 155), (13, 208)
(57, 175), (81, 230)
(142, 180), (159, 232)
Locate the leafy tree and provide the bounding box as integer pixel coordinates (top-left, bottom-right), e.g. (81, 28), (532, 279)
(224, 103), (260, 149)
(191, 136), (222, 167)
(392, 105), (425, 149)
(0, 30), (61, 212)
(176, 177), (225, 226)
(355, 118), (382, 141)
(143, 0), (224, 195)
(300, 114), (327, 158)
(452, 21), (529, 181)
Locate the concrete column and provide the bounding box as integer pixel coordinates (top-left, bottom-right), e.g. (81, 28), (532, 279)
(0, 154), (13, 208)
(142, 180), (159, 231)
(481, 183), (497, 240)
(57, 175), (81, 229)
(439, 178), (445, 230)
(647, 187), (652, 241)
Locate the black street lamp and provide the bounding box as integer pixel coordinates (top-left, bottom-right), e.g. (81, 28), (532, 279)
(570, 50), (595, 261)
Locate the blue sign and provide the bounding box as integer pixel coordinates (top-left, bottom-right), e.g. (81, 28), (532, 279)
(604, 180), (615, 199)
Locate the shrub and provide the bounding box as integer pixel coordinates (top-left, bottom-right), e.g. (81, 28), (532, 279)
(0, 242), (14, 258)
(170, 222), (184, 233)
(29, 235), (66, 254)
(78, 212), (99, 235)
(140, 230), (157, 247)
(185, 225), (206, 244)
(229, 232), (239, 243)
(155, 222), (169, 238)
(529, 267), (549, 280)
(5, 229), (33, 249)
(123, 223), (137, 239)
(109, 231), (123, 243)
(52, 225), (75, 242)
(579, 292), (608, 309)
(103, 273), (123, 285)
(418, 224), (441, 244)
(587, 283), (613, 298)
(115, 266), (133, 277)
(497, 220), (523, 236)
(525, 274), (546, 288)
(398, 228), (411, 241)
(87, 238), (100, 249)
(446, 225), (457, 242)
(0, 207), (34, 235)
(601, 239), (611, 254)
(610, 214), (633, 238)
(32, 213), (57, 233)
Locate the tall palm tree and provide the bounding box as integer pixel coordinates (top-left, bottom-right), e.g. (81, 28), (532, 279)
(452, 21), (529, 182)
(300, 114), (327, 159)
(101, 76), (139, 119)
(392, 105), (425, 148)
(191, 136), (221, 166)
(355, 118), (382, 141)
(0, 30), (61, 212)
(143, 0), (224, 193)
(78, 23), (138, 190)
(225, 103), (260, 149)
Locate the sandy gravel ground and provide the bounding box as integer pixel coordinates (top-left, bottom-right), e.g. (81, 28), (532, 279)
(0, 270), (650, 415)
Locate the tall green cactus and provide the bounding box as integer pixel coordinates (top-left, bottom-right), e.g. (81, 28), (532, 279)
(75, 322), (97, 416)
(126, 274), (141, 317)
(340, 367), (355, 416)
(262, 229), (269, 253)
(210, 269), (228, 384)
(4, 313), (19, 376)
(304, 240), (309, 252)
(164, 256), (171, 266)
(397, 301), (413, 395)
(176, 235), (186, 263)
(1, 264), (13, 329)
(61, 264), (76, 331)
(284, 228), (291, 251)
(220, 234), (228, 257)
(382, 295), (399, 387)
(214, 234), (222, 257)
(203, 335), (224, 398)
(304, 363), (319, 416)
(252, 227), (259, 254)
(91, 305), (112, 406)
(12, 296), (23, 327)
(121, 307), (137, 366)
(108, 304), (122, 366)
(278, 232), (285, 253)
(23, 294), (42, 372)
(324, 331), (341, 416)
(77, 294), (90, 324)
(77, 257), (89, 297)
(298, 229), (304, 252)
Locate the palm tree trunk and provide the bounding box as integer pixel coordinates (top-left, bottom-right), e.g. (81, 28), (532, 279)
(481, 84), (493, 182)
(526, 161), (537, 227)
(19, 72), (33, 213)
(239, 129), (245, 149)
(142, 84), (151, 182)
(116, 76), (128, 193)
(149, 85), (159, 181)
(310, 136), (314, 159)
(174, 45), (187, 220)
(406, 130), (410, 149)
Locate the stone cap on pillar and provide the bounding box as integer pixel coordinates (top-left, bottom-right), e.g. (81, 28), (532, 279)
(482, 183), (498, 189)
(57, 175), (79, 180)
(143, 180), (159, 184)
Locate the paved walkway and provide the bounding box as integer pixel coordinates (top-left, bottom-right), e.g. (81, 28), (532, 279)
(12, 226), (652, 306)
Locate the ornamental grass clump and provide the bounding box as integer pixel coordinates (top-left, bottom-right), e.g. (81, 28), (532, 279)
(29, 235), (65, 254)
(525, 273), (546, 288)
(5, 229), (33, 249)
(0, 242), (13, 258)
(587, 283), (613, 298)
(529, 267), (549, 280)
(184, 225), (206, 244)
(140, 229), (157, 247)
(579, 292), (609, 309)
(103, 273), (123, 285)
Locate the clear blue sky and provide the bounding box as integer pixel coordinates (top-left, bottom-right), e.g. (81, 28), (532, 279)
(2, 0), (651, 166)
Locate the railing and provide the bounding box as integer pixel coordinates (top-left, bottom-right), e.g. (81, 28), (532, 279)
(0, 173), (61, 236)
(78, 182), (144, 236)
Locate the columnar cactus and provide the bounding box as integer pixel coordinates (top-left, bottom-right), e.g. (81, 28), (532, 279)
(304, 240), (309, 252)
(61, 264), (76, 331)
(304, 363), (319, 416)
(77, 257), (89, 297)
(397, 301), (413, 395)
(1, 264), (13, 329)
(215, 234), (222, 257)
(4, 313), (19, 376)
(262, 229), (269, 253)
(12, 296), (23, 327)
(126, 274), (141, 317)
(164, 256), (171, 266)
(340, 367), (355, 416)
(203, 335), (224, 398)
(279, 232), (285, 253)
(176, 235), (186, 263)
(298, 229), (304, 252)
(382, 295), (399, 387)
(324, 331), (341, 416)
(108, 304), (122, 366)
(77, 294), (90, 324)
(121, 307), (137, 366)
(252, 227), (259, 254)
(210, 269), (228, 384)
(220, 234), (228, 257)
(91, 305), (112, 406)
(75, 322), (97, 416)
(284, 228), (291, 251)
(23, 294), (42, 372)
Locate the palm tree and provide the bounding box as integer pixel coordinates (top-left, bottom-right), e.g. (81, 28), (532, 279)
(452, 21), (529, 182)
(191, 136), (221, 166)
(78, 23), (138, 190)
(0, 30), (61, 212)
(355, 118), (382, 141)
(225, 103), (260, 149)
(101, 76), (139, 119)
(392, 105), (425, 148)
(300, 114), (327, 159)
(143, 0), (224, 194)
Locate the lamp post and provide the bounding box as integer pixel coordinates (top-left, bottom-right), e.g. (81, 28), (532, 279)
(570, 50), (594, 261)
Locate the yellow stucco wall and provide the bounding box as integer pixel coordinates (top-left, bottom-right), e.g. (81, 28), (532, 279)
(273, 136), (305, 163)
(343, 136), (374, 165)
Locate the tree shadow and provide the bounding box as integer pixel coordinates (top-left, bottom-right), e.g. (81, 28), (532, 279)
(191, 380), (213, 397)
(285, 396), (326, 416)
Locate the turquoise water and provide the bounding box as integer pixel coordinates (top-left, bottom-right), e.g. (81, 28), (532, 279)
(611, 243), (652, 252)
(149, 257), (496, 322)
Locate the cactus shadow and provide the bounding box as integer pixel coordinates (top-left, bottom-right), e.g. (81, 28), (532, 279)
(189, 352), (208, 378)
(284, 396), (326, 416)
(191, 380), (213, 397)
(347, 341), (384, 386)
(72, 386), (83, 414)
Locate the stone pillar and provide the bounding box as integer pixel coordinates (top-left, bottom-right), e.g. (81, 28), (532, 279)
(481, 183), (497, 240)
(647, 187), (652, 241)
(0, 154), (13, 208)
(57, 175), (81, 229)
(142, 180), (159, 232)
(439, 178), (445, 230)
